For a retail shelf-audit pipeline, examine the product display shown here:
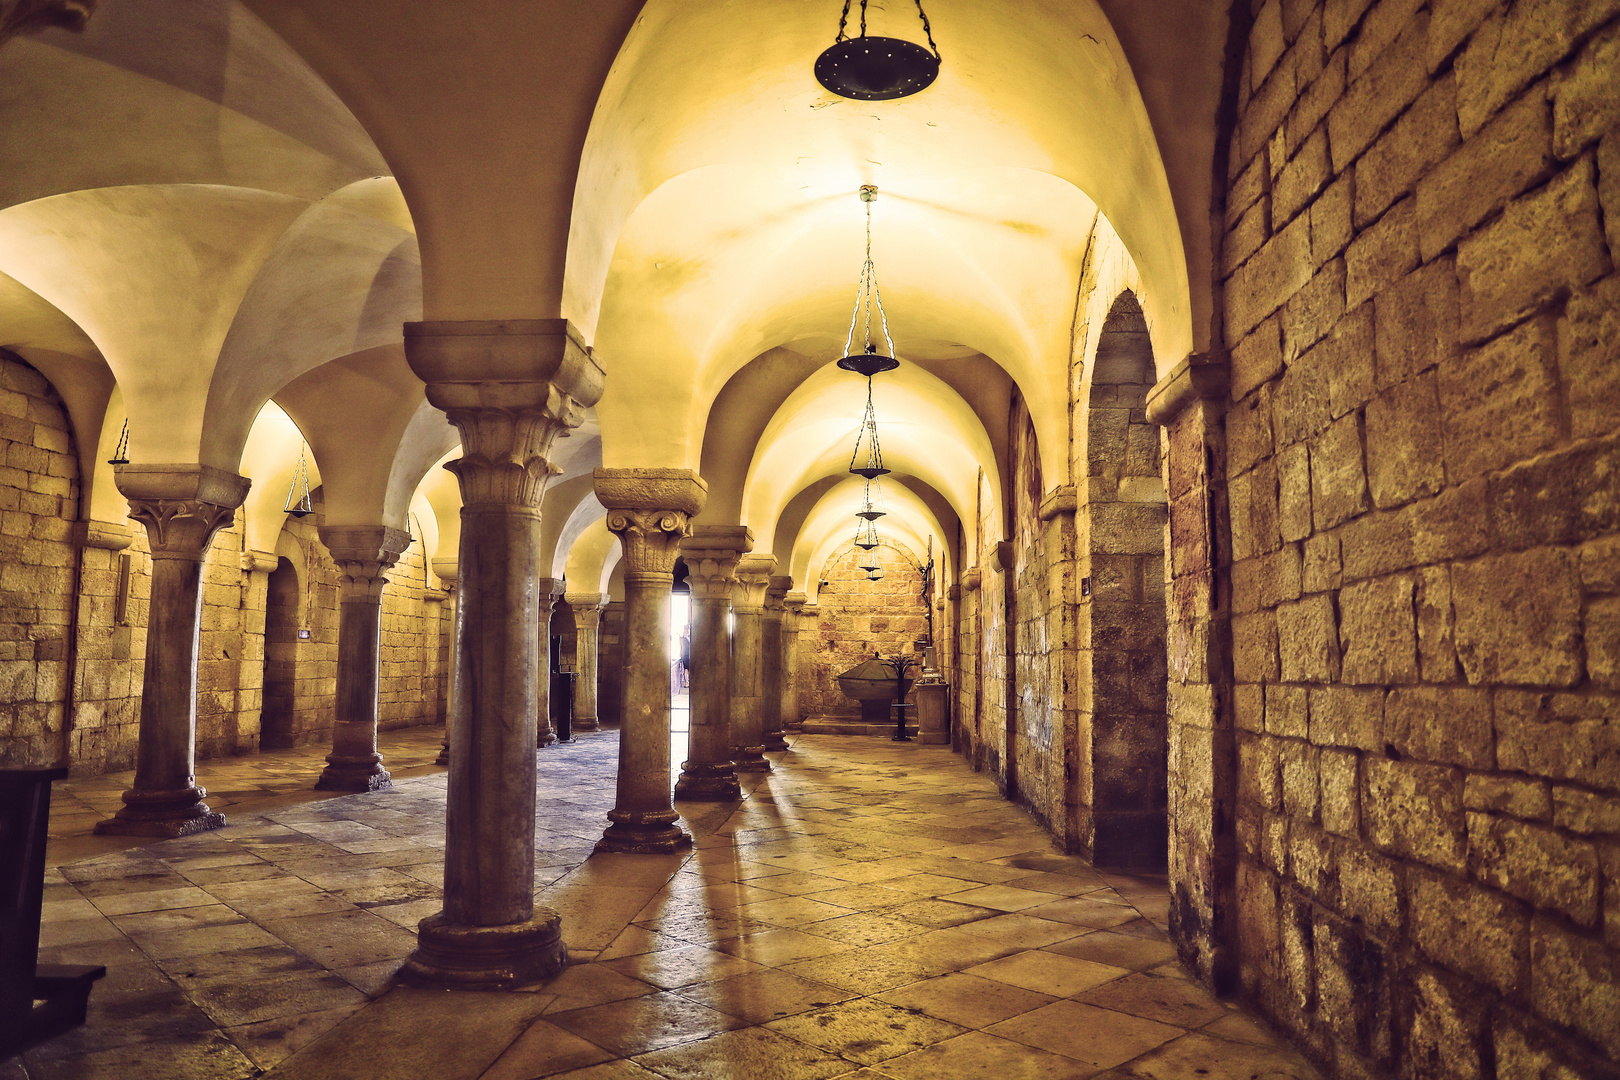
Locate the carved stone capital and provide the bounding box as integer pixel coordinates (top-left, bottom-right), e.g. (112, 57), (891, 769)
(405, 320), (604, 511)
(1146, 349), (1230, 427)
(782, 592), (807, 616)
(1, 0), (94, 44)
(432, 557), (459, 592)
(763, 575), (792, 617)
(604, 509), (690, 577)
(319, 525), (410, 602)
(116, 465), (250, 560)
(78, 519), (133, 551)
(679, 526), (752, 601)
(537, 577), (564, 608)
(597, 468), (708, 578)
(961, 567), (982, 592)
(567, 598), (605, 631)
(732, 554), (776, 614)
(241, 550), (279, 574)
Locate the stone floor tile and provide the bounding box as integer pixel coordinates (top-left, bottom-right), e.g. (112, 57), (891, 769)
(1113, 1030), (1321, 1079)
(548, 990), (747, 1057)
(1075, 972), (1231, 1028)
(598, 925), (693, 961)
(157, 944), (321, 989)
(810, 883), (918, 910)
(735, 895), (852, 928)
(479, 1017), (616, 1080)
(876, 1029), (1101, 1080)
(132, 920), (284, 961)
(225, 1003), (366, 1070)
(878, 926), (1025, 976)
(631, 1025), (853, 1080)
(711, 926), (855, 967)
(110, 901), (250, 936)
(810, 861), (911, 884)
(799, 911), (925, 947)
(187, 969), (368, 1028)
(946, 884), (1067, 913)
(88, 885), (216, 917)
(986, 1000), (1183, 1069)
(260, 908), (418, 969)
(1003, 871), (1108, 896)
(965, 951), (1132, 997)
(764, 997), (966, 1064)
(541, 1060), (662, 1080)
(1200, 1013), (1290, 1046)
(780, 946), (933, 994)
(952, 912), (1090, 949)
(540, 963), (662, 1014)
(25, 1030), (259, 1080)
(738, 870), (846, 896)
(679, 966), (856, 1024)
(259, 986), (552, 1080)
(1043, 930), (1178, 970)
(1025, 895), (1146, 929)
(876, 971), (1057, 1029)
(874, 872), (982, 898)
(884, 897), (997, 929)
(601, 943), (765, 989)
(37, 914), (125, 947)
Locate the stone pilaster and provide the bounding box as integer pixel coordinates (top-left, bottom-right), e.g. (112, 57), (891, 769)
(730, 554), (775, 773)
(594, 467), (706, 853)
(760, 575), (791, 752)
(95, 464), (249, 837)
(564, 593), (604, 732)
(315, 525), (410, 792)
(401, 319), (602, 987)
(674, 526), (750, 801)
(781, 592), (806, 731)
(536, 577), (563, 747)
(432, 558), (457, 766)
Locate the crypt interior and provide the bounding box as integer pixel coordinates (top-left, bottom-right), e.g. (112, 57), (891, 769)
(0, 0), (1617, 1078)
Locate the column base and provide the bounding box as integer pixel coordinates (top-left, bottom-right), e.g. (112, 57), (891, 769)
(596, 809), (693, 854)
(538, 729), (557, 748)
(572, 716), (600, 732)
(315, 757), (393, 792)
(435, 744), (450, 766)
(401, 909), (566, 987)
(674, 761), (741, 801)
(761, 733), (790, 752)
(733, 747), (772, 772)
(93, 786), (225, 838)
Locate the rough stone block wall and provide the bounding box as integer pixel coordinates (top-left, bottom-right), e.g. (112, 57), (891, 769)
(802, 541), (928, 721)
(0, 353), (79, 767)
(378, 541), (443, 732)
(1219, 0), (1620, 1074)
(68, 528), (149, 775)
(1010, 510), (1078, 845)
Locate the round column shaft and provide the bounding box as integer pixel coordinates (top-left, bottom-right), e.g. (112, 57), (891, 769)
(759, 575), (791, 752)
(402, 318), (601, 987)
(781, 593), (806, 732)
(674, 527), (750, 800)
(565, 593), (604, 732)
(730, 554), (775, 773)
(594, 468), (706, 853)
(96, 465), (249, 838)
(536, 578), (562, 747)
(316, 526), (409, 792)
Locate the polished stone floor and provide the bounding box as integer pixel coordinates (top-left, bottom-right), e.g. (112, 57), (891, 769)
(11, 725), (1320, 1080)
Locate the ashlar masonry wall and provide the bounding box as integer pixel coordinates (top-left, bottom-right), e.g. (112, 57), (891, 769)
(1215, 0), (1620, 1075)
(801, 541), (928, 722)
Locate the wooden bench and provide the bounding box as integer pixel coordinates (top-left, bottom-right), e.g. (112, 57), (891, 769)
(0, 767), (105, 1061)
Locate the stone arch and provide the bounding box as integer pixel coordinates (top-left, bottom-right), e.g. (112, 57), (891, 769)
(1079, 289), (1168, 866)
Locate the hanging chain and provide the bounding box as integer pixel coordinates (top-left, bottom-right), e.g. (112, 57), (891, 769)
(914, 0), (940, 58)
(842, 196), (897, 359)
(836, 0), (941, 57)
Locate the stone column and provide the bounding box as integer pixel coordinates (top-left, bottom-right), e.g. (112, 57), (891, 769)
(674, 526), (749, 801)
(759, 576), (791, 752)
(594, 468), (706, 853)
(798, 603), (818, 725)
(780, 592), (806, 731)
(95, 465), (249, 837)
(402, 319), (602, 986)
(565, 593), (604, 732)
(432, 558), (457, 766)
(536, 577), (563, 747)
(730, 554), (775, 772)
(315, 525), (410, 792)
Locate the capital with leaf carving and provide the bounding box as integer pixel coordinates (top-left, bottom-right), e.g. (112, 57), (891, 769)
(115, 464), (250, 560)
(595, 468), (708, 578)
(679, 525), (752, 601)
(319, 525), (411, 602)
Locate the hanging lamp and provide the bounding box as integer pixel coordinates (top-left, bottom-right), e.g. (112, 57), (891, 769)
(836, 186), (898, 377)
(284, 442), (314, 518)
(815, 0), (941, 101)
(856, 478), (886, 520)
(106, 419), (129, 465)
(854, 516), (881, 551)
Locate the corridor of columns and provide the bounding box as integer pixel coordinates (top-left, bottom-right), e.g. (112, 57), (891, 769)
(3, 1), (1619, 1079)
